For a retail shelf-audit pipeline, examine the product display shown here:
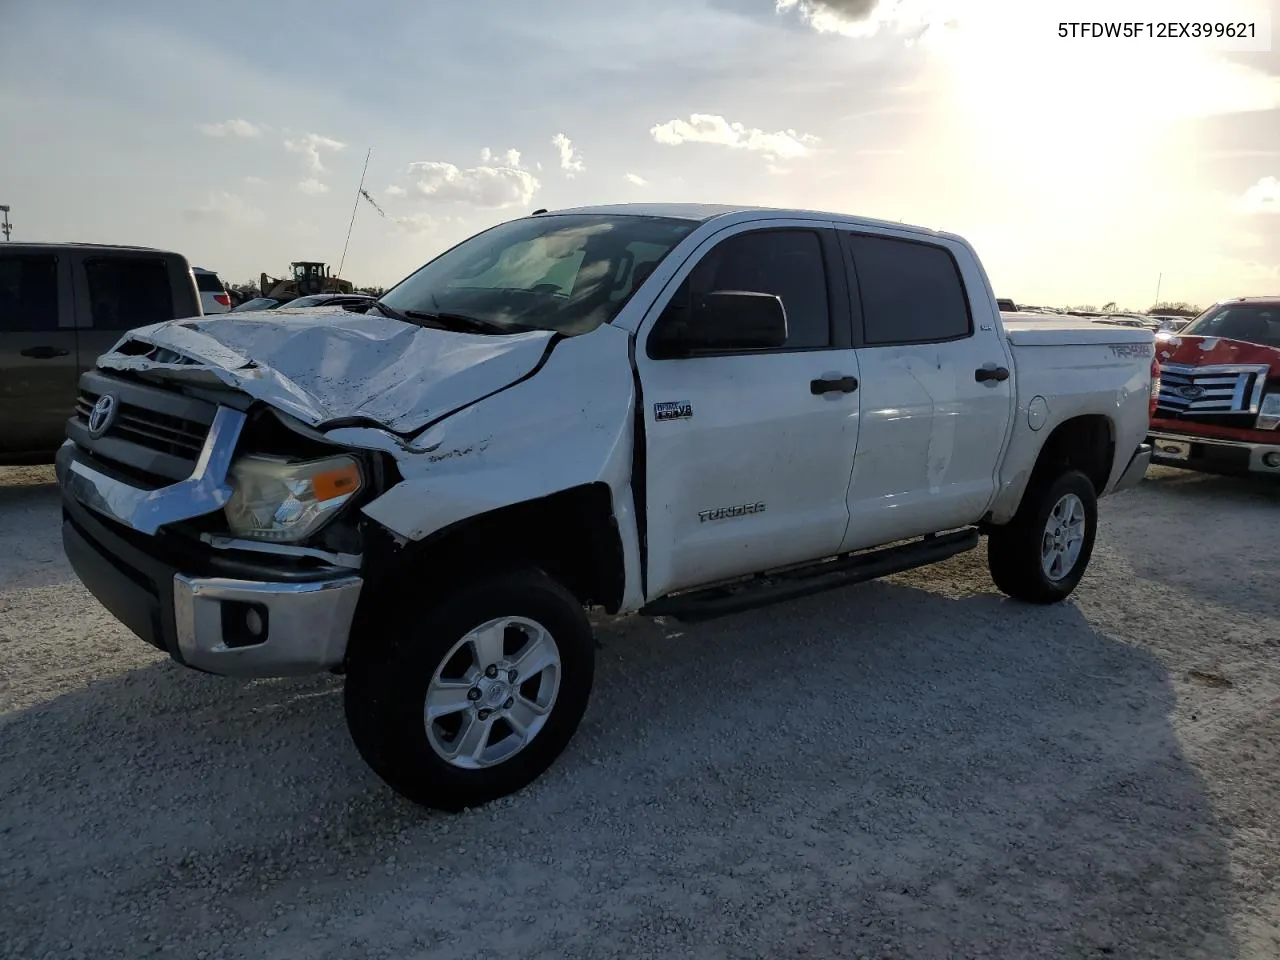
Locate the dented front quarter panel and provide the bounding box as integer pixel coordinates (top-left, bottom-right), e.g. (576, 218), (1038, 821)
(354, 324), (646, 612)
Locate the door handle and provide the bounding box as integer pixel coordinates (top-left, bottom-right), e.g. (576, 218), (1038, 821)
(20, 346), (70, 360)
(974, 365), (1010, 383)
(811, 375), (859, 395)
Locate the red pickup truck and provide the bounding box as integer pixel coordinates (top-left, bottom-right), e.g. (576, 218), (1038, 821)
(1149, 297), (1280, 476)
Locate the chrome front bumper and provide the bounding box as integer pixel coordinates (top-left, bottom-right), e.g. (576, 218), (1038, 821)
(57, 420), (366, 678)
(173, 573), (362, 677)
(1149, 431), (1280, 474)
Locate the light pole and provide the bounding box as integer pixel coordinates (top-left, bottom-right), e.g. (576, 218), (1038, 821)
(0, 205), (10, 241)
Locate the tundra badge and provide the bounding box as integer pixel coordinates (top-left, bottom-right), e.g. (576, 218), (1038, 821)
(699, 502), (766, 523)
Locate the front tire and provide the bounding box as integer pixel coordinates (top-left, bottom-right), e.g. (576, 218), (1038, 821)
(987, 468), (1098, 604)
(343, 568), (595, 811)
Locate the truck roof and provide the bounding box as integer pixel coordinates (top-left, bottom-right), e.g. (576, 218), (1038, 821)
(544, 202), (961, 244)
(3, 241), (178, 255)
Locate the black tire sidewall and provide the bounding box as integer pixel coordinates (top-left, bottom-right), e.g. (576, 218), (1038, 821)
(344, 568), (595, 811)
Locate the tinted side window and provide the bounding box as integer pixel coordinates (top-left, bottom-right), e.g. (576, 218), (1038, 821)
(0, 255), (59, 332)
(847, 234), (971, 345)
(684, 229), (831, 349)
(85, 257), (175, 329)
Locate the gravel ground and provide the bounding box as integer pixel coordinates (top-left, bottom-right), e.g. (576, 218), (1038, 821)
(1, 463), (1278, 960)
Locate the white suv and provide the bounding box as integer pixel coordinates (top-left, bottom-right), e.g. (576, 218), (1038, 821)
(192, 267), (230, 314)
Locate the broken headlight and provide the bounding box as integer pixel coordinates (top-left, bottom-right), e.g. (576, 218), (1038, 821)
(224, 454), (363, 542)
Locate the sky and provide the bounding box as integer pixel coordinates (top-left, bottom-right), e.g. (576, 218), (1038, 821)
(1, 0), (1278, 309)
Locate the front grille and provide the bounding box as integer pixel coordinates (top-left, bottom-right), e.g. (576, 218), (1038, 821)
(68, 371), (219, 484)
(76, 391), (208, 459)
(1156, 362), (1270, 426)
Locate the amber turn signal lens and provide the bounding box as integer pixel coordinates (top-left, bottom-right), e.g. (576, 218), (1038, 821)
(312, 463), (362, 502)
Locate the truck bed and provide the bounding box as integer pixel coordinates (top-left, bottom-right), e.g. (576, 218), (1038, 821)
(1001, 314), (1154, 347)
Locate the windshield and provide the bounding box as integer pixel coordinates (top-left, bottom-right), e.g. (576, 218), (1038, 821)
(288, 295), (335, 308)
(379, 214), (698, 336)
(1181, 303), (1280, 348)
(232, 297), (280, 312)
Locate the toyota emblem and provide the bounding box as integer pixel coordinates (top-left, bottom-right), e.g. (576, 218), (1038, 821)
(87, 394), (118, 438)
(1176, 384), (1206, 401)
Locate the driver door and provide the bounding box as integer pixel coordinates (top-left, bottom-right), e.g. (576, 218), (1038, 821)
(633, 221), (862, 599)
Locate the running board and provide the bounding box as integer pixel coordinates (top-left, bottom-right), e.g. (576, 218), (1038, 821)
(640, 528), (980, 623)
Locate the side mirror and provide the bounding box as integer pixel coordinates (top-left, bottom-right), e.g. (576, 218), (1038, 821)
(652, 290), (788, 358)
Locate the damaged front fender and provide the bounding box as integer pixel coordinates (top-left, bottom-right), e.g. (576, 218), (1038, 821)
(343, 326), (644, 612)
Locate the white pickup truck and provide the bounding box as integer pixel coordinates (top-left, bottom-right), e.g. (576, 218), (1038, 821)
(56, 204), (1155, 811)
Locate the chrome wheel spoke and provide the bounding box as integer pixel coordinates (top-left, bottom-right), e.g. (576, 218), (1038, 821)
(467, 620), (507, 670)
(425, 680), (476, 720)
(451, 713), (494, 762)
(510, 630), (558, 682)
(506, 695), (548, 737)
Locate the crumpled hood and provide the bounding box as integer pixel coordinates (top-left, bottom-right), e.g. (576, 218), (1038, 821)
(1156, 333), (1280, 375)
(96, 307), (557, 434)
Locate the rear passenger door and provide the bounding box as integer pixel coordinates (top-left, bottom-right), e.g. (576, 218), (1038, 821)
(635, 222), (862, 598)
(0, 252), (79, 456)
(71, 253), (178, 373)
(837, 230), (1014, 552)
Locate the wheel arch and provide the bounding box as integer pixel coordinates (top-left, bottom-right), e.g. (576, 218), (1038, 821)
(1027, 414), (1116, 495)
(988, 414), (1116, 526)
(357, 482), (627, 625)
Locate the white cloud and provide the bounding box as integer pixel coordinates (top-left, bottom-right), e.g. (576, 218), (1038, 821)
(481, 147), (523, 168)
(181, 192), (265, 226)
(773, 0), (985, 41)
(297, 178), (329, 195)
(198, 119), (263, 138)
(1242, 176), (1280, 213)
(284, 133), (346, 174)
(551, 133), (585, 176)
(650, 113), (818, 161)
(392, 212), (439, 234)
(402, 159), (540, 208)
(243, 175), (267, 186)
(385, 185), (407, 198)
(624, 173), (648, 187)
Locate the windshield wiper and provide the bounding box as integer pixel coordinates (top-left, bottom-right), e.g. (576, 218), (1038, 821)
(402, 310), (525, 335)
(367, 300), (413, 323)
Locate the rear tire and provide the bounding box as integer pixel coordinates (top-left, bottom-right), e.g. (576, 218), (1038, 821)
(987, 468), (1097, 604)
(343, 567), (595, 811)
